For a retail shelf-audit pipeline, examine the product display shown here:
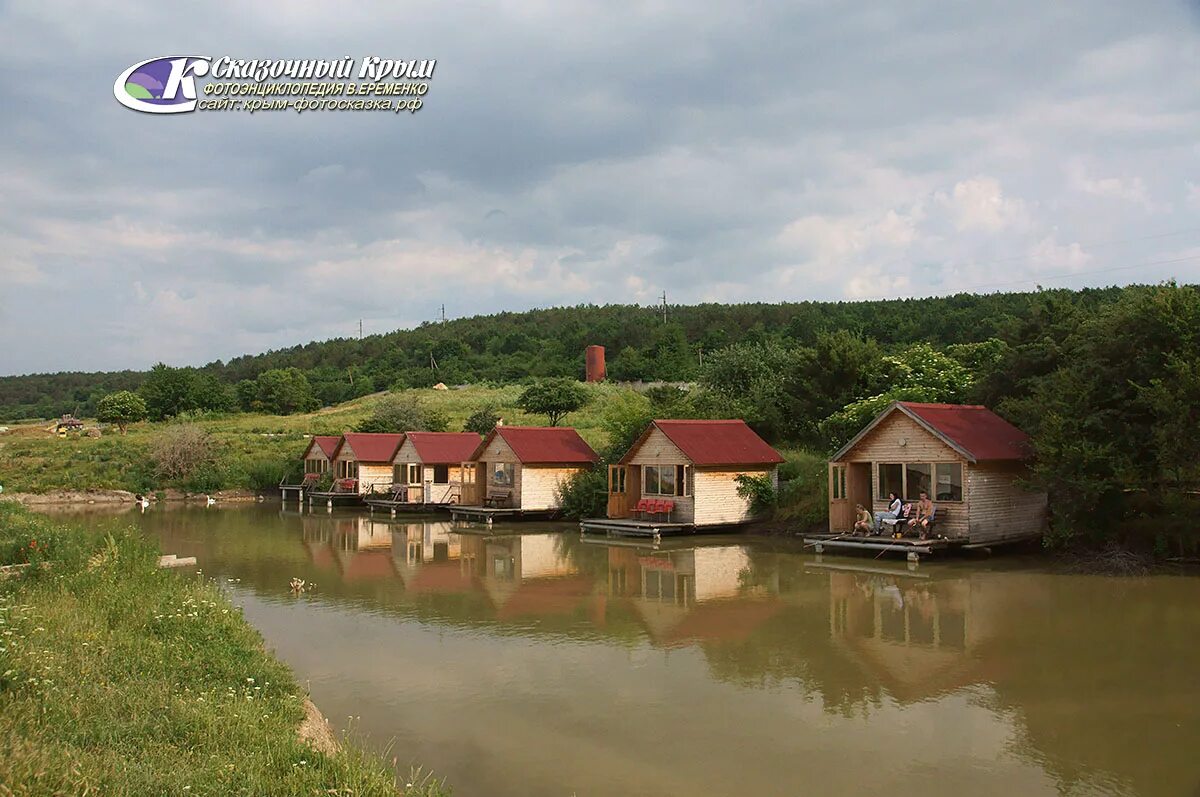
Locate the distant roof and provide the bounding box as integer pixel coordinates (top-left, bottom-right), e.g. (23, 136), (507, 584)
(305, 435), (341, 459)
(473, 426), (599, 464)
(405, 432), (482, 464)
(621, 420), (784, 466)
(334, 433), (406, 463)
(832, 402), (1031, 463)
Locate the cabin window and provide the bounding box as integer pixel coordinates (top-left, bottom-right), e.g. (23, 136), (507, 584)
(490, 462), (516, 487)
(337, 460), (358, 479)
(393, 465), (403, 484)
(877, 464), (903, 500)
(935, 463), (963, 501)
(831, 465), (847, 500)
(406, 463), (423, 484)
(905, 463), (932, 500)
(305, 458), (327, 474)
(643, 464), (688, 497)
(610, 466), (627, 495)
(432, 464), (450, 483)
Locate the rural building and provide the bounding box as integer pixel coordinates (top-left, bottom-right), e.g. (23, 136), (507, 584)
(826, 401), (1046, 545)
(330, 433), (406, 494)
(302, 435), (341, 475)
(465, 426), (599, 511)
(389, 431), (481, 504)
(602, 419), (784, 528)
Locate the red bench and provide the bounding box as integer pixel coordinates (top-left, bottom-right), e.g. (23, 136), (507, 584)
(336, 478), (358, 493)
(301, 472), (320, 486)
(634, 498), (674, 521)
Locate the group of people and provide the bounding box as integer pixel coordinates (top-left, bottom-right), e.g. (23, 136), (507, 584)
(853, 491), (936, 538)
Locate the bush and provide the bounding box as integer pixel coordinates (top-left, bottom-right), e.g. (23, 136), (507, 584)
(556, 468), (608, 519)
(241, 456), (297, 492)
(150, 424), (217, 483)
(463, 405), (500, 436)
(357, 395), (449, 433)
(735, 473), (777, 516)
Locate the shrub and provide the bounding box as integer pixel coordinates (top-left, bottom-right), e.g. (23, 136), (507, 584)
(463, 405), (500, 436)
(150, 424), (217, 483)
(735, 473), (777, 516)
(556, 468), (608, 519)
(357, 395), (449, 433)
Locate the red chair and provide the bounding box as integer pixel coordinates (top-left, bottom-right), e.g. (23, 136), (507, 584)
(634, 499), (650, 518)
(660, 500), (674, 521)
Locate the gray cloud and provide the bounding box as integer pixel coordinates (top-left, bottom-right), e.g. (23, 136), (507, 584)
(1, 0), (1199, 374)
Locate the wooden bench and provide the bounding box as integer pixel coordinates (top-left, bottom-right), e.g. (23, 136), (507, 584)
(886, 507), (945, 539)
(335, 478), (359, 493)
(483, 490), (512, 508)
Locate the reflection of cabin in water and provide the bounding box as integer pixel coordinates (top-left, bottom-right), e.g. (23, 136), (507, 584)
(585, 420), (783, 537)
(462, 426), (599, 513)
(330, 433), (406, 494)
(826, 402), (1046, 547)
(478, 533), (593, 620)
(390, 521), (479, 595)
(389, 432), (481, 505)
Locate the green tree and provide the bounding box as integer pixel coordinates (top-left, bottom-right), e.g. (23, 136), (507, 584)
(463, 404), (501, 436)
(357, 395), (449, 433)
(138, 364), (197, 421)
(516, 378), (591, 426)
(252, 368), (318, 415)
(96, 390), (147, 433)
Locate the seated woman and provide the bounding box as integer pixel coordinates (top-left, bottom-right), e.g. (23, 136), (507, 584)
(853, 504), (873, 535)
(872, 492), (903, 534)
(907, 491), (936, 538)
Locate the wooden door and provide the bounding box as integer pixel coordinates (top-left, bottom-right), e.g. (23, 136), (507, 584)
(459, 462), (481, 505)
(829, 463), (853, 532)
(607, 465), (629, 518)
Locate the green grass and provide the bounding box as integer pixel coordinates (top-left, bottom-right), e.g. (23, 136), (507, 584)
(0, 503), (448, 795)
(0, 384), (636, 495)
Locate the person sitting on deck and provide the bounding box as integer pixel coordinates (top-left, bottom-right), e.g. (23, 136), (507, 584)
(873, 492), (903, 534)
(907, 491), (935, 538)
(853, 504), (873, 535)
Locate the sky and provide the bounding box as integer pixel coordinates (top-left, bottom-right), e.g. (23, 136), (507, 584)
(1, 0), (1199, 376)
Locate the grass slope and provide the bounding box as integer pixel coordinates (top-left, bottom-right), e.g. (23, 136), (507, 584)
(0, 503), (447, 795)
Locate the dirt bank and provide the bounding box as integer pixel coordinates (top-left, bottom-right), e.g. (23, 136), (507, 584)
(1, 488), (261, 507)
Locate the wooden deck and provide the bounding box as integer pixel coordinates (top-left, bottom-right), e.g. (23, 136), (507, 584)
(579, 517), (696, 541)
(802, 532), (965, 561)
(304, 490), (365, 509)
(444, 506), (561, 526)
(364, 498), (457, 515)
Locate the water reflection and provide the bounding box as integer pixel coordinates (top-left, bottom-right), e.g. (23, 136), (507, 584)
(73, 506), (1200, 797)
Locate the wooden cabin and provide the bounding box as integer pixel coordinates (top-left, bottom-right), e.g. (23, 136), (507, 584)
(827, 402), (1046, 545)
(330, 433), (406, 495)
(301, 435), (341, 476)
(466, 426), (599, 511)
(606, 419), (784, 527)
(389, 432), (481, 504)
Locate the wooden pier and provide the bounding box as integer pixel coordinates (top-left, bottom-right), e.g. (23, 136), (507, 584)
(802, 533), (964, 562)
(445, 506), (561, 527)
(579, 517), (696, 542)
(364, 497), (457, 516)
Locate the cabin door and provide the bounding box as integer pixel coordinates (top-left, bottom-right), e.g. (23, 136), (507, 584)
(459, 462), (482, 505)
(607, 465), (629, 518)
(829, 463), (852, 532)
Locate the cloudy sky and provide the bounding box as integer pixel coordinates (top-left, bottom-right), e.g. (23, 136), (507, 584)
(2, 1), (1199, 376)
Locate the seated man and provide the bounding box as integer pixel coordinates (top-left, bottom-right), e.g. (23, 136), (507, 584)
(873, 492), (903, 534)
(853, 504), (873, 535)
(907, 491), (936, 538)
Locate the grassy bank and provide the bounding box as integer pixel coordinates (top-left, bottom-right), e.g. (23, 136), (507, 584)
(0, 503), (447, 795)
(0, 384), (634, 495)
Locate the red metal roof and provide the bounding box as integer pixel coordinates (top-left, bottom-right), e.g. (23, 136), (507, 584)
(474, 426), (599, 464)
(622, 420), (784, 466)
(305, 435), (341, 459)
(334, 433), (406, 463)
(898, 402), (1031, 461)
(405, 432), (482, 464)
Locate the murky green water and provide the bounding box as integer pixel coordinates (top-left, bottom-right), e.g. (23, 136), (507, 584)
(67, 504), (1200, 796)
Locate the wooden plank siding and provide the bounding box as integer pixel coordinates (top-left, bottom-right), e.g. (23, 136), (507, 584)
(332, 441), (394, 495)
(692, 468), (777, 526)
(520, 466), (587, 511)
(625, 427), (696, 522)
(390, 437), (464, 502)
(967, 462), (1048, 544)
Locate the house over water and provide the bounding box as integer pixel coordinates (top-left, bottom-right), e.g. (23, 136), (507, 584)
(597, 419), (784, 531)
(302, 435), (341, 476)
(330, 433), (406, 494)
(465, 426), (599, 512)
(389, 431), (482, 504)
(827, 401), (1046, 546)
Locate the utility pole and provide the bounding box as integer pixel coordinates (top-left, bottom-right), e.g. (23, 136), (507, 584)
(439, 304), (447, 324)
(698, 346), (703, 366)
(358, 319), (363, 340)
(660, 291), (668, 324)
(430, 352), (438, 371)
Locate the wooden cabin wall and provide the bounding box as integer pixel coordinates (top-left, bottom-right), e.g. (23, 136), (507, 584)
(692, 467), (777, 526)
(475, 435), (522, 505)
(520, 466), (586, 510)
(357, 464), (394, 494)
(967, 463), (1047, 544)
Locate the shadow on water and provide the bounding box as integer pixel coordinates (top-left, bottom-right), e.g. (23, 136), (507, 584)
(67, 503), (1200, 797)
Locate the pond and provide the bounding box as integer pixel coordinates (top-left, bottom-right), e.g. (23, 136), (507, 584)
(69, 504), (1200, 796)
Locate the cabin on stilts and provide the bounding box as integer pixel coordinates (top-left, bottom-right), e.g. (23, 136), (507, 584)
(816, 401), (1046, 558)
(327, 433), (406, 496)
(385, 432), (482, 506)
(582, 419), (784, 539)
(449, 426), (599, 524)
(281, 434), (342, 502)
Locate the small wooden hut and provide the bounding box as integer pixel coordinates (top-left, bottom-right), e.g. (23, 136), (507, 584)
(329, 433), (406, 495)
(389, 432), (482, 505)
(464, 426), (598, 512)
(301, 435), (341, 476)
(599, 419), (784, 529)
(826, 402), (1046, 545)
